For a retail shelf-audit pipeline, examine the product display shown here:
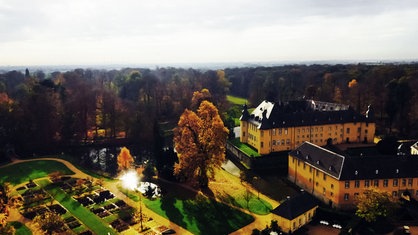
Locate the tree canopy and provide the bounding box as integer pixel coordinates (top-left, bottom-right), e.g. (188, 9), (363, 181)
(355, 188), (399, 222)
(117, 147), (134, 172)
(33, 210), (65, 235)
(173, 97), (229, 188)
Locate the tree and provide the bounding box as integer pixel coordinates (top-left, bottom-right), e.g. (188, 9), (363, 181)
(173, 99), (229, 188)
(117, 147), (134, 172)
(48, 171), (63, 183)
(0, 221), (15, 235)
(355, 188), (399, 222)
(33, 210), (65, 235)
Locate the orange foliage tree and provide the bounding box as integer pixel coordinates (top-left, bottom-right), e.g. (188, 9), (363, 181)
(173, 99), (229, 188)
(117, 147), (134, 172)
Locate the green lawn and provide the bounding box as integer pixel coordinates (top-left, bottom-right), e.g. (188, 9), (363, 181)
(227, 95), (249, 105)
(118, 185), (254, 235)
(10, 221), (32, 235)
(229, 138), (261, 157)
(0, 160), (75, 185)
(218, 191), (272, 215)
(39, 179), (117, 235)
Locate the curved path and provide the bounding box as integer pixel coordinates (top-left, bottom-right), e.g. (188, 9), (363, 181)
(3, 157), (280, 234)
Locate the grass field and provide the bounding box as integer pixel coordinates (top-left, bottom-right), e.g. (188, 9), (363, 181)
(227, 95), (249, 105)
(119, 182), (255, 235)
(10, 221), (32, 235)
(0, 160), (75, 185)
(229, 138), (261, 157)
(39, 179), (117, 235)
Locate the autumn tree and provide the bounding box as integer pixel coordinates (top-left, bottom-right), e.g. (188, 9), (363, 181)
(0, 182), (15, 235)
(117, 147), (134, 172)
(33, 210), (65, 235)
(355, 188), (399, 222)
(173, 99), (229, 188)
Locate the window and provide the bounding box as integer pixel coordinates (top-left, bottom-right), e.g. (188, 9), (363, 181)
(316, 169), (319, 177)
(323, 187), (326, 195)
(243, 131), (245, 137)
(278, 129), (282, 135)
(354, 192), (359, 197)
(261, 142), (264, 148)
(383, 179), (388, 187)
(345, 181), (350, 189)
(346, 128), (350, 134)
(365, 180), (370, 187)
(323, 173), (327, 181)
(392, 191), (398, 197)
(330, 192), (334, 196)
(402, 179), (406, 187)
(303, 163), (306, 170)
(309, 166), (313, 173)
(393, 179), (398, 187)
(272, 140), (276, 146)
(354, 180), (360, 188)
(344, 193), (349, 201)
(272, 129), (276, 136)
(408, 178), (413, 186)
(284, 128), (288, 135)
(373, 179), (379, 187)
(331, 184), (334, 189)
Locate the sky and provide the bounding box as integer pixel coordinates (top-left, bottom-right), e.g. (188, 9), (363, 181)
(1, 0), (418, 66)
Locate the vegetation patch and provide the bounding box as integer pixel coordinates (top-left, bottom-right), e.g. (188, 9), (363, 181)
(227, 95), (249, 105)
(229, 138), (261, 157)
(119, 183), (254, 235)
(9, 221), (32, 235)
(0, 160), (74, 185)
(40, 179), (117, 235)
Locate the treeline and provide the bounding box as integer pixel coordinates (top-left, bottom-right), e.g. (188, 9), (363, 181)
(226, 63), (418, 137)
(0, 63), (417, 161)
(0, 67), (230, 159)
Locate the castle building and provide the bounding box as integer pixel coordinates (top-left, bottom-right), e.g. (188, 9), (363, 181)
(271, 192), (318, 233)
(411, 141), (418, 155)
(240, 99), (375, 155)
(288, 141), (418, 209)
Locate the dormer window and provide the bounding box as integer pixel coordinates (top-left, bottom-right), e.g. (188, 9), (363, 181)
(375, 169), (379, 175)
(355, 170), (358, 176)
(396, 169), (399, 174)
(316, 160), (320, 165)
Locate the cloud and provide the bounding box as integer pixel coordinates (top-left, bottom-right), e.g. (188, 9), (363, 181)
(1, 0), (418, 65)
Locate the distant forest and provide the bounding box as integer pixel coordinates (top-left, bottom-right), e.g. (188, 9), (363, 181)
(0, 63), (417, 159)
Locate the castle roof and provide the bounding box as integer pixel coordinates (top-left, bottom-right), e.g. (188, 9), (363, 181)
(290, 142), (418, 180)
(242, 99), (372, 130)
(271, 192), (318, 220)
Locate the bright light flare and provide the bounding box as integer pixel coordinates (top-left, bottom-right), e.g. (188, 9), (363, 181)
(120, 170), (139, 191)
